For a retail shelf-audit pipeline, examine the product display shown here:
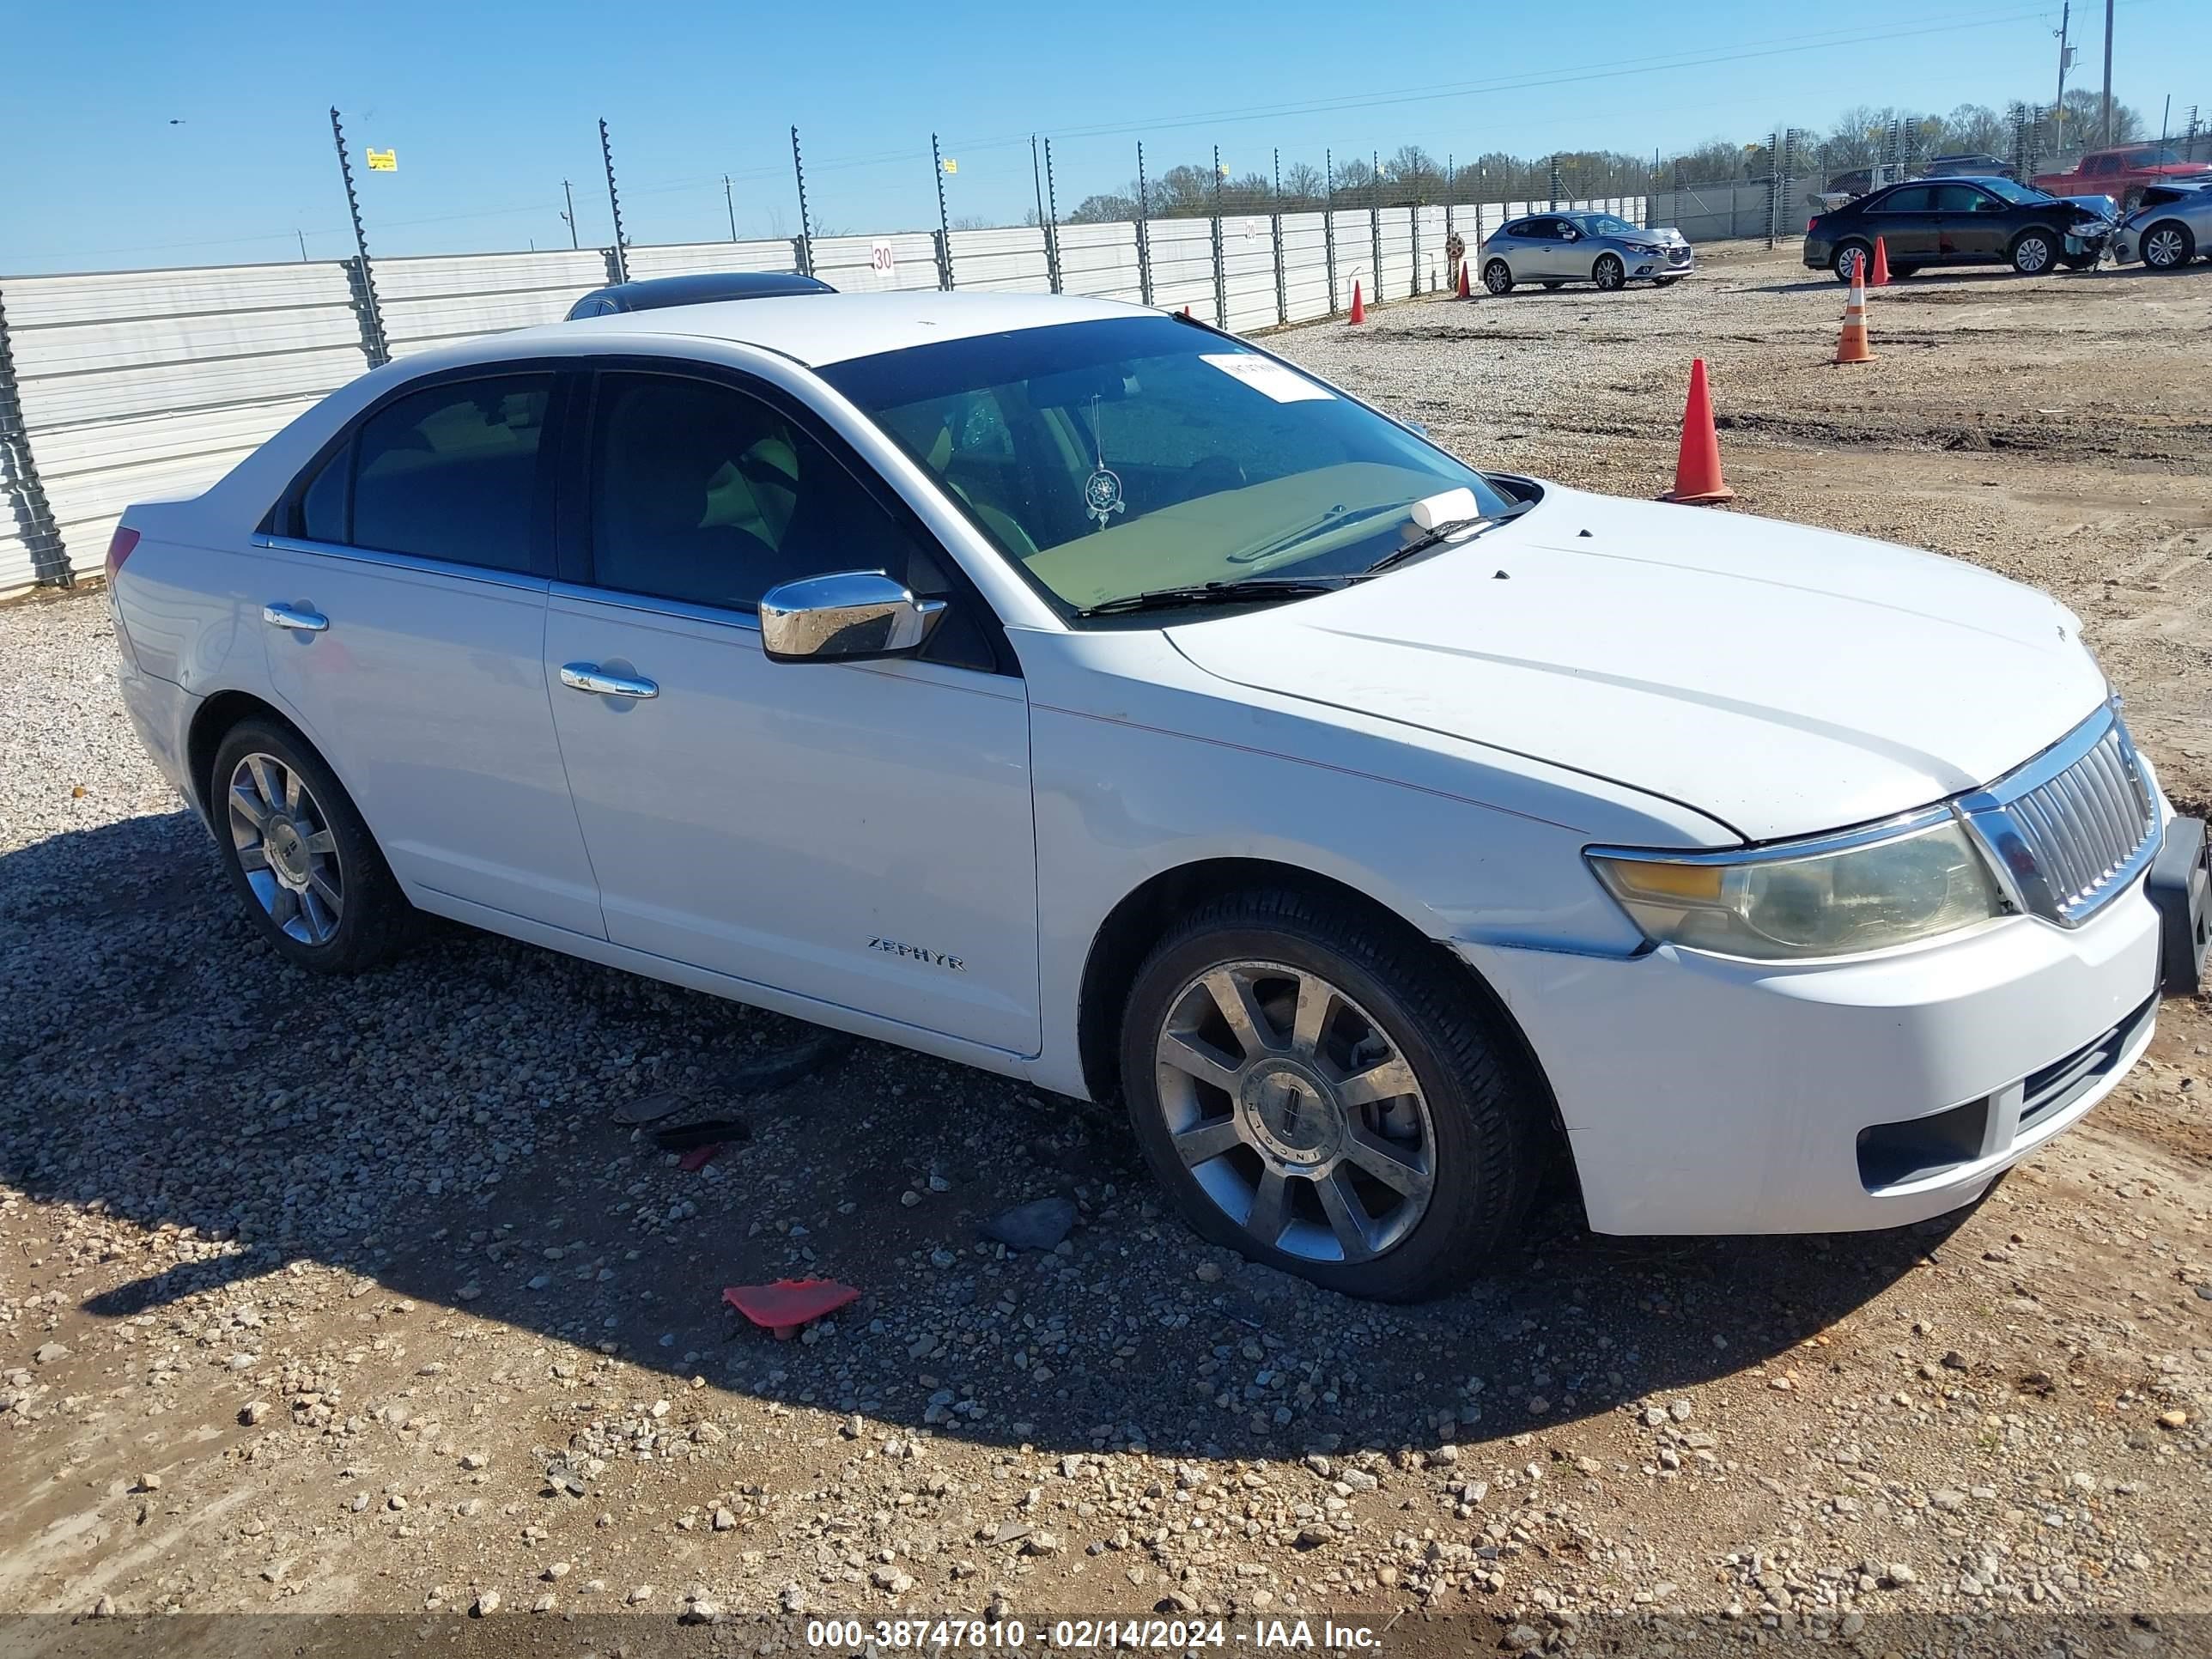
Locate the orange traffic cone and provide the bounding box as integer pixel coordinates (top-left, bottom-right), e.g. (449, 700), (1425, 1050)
(1348, 280), (1365, 325)
(1660, 358), (1735, 506)
(1833, 264), (1873, 364)
(1456, 261), (1472, 300)
(1182, 305), (1192, 318)
(1868, 234), (1892, 288)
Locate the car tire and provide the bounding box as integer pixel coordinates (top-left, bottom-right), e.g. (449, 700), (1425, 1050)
(210, 716), (415, 975)
(1591, 254), (1625, 291)
(1831, 240), (1871, 283)
(1117, 885), (1547, 1303)
(2009, 230), (2056, 275)
(1482, 259), (1514, 295)
(2142, 220), (2196, 270)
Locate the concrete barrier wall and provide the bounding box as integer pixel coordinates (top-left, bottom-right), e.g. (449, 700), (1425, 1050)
(0, 194), (1646, 592)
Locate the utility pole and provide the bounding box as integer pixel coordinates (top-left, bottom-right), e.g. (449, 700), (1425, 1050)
(723, 174), (738, 241)
(561, 179), (579, 249)
(2100, 0), (2114, 147)
(599, 118), (629, 282)
(2054, 2), (2075, 154)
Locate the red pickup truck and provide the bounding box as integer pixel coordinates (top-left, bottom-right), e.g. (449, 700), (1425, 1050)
(2034, 144), (2212, 210)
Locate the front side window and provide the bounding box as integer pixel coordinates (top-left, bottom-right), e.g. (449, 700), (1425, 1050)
(586, 373), (924, 613)
(348, 374), (550, 572)
(1932, 185), (1993, 213)
(820, 316), (1514, 616)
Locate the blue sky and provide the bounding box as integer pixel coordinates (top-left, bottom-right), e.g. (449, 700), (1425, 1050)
(2, 0), (2204, 274)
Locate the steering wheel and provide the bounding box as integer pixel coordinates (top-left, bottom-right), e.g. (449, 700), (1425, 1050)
(1182, 456), (1248, 499)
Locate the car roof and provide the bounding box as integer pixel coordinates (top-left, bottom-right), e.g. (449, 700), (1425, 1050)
(566, 270), (834, 317)
(542, 289), (1147, 368)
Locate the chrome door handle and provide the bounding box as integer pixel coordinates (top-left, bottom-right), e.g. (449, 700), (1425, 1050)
(263, 602), (328, 633)
(559, 663), (658, 699)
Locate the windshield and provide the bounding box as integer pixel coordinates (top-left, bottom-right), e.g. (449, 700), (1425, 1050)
(1576, 213), (1643, 238)
(1979, 176), (2056, 204)
(819, 316), (1511, 615)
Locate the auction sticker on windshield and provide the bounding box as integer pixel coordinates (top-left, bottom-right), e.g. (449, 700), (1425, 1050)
(1200, 353), (1334, 402)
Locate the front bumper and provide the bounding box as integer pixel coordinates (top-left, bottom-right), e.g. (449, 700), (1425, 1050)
(2109, 228), (2142, 264)
(1464, 874), (2166, 1236)
(1630, 245), (1693, 280)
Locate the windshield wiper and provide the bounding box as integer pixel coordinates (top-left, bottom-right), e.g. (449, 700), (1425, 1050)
(1363, 500), (1535, 575)
(1073, 576), (1354, 618)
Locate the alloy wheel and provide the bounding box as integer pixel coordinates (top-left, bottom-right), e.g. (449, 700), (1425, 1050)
(2144, 226), (2188, 269)
(227, 751), (343, 945)
(1151, 960), (1435, 1264)
(1594, 255), (1624, 291)
(1484, 260), (1512, 295)
(2014, 234), (2052, 274)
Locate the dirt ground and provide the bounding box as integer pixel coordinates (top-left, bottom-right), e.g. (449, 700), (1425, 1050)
(2, 243), (2209, 1657)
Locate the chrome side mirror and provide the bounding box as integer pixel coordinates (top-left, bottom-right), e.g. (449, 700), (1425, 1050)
(758, 570), (945, 664)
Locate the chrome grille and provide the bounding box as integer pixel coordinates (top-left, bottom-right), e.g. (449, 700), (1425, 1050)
(1960, 706), (2160, 927)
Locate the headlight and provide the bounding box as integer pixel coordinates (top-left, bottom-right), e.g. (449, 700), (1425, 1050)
(1587, 814), (2006, 961)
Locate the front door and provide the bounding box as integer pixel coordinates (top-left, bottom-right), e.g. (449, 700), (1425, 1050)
(1939, 184), (2012, 260)
(543, 368), (1041, 1054)
(258, 369), (605, 938)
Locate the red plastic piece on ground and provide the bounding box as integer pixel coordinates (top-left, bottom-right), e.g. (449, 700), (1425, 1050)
(723, 1279), (861, 1340)
(677, 1142), (721, 1172)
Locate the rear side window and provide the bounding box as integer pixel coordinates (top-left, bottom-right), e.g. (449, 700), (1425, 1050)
(1879, 186), (1936, 212)
(299, 447), (349, 543)
(343, 374), (551, 572)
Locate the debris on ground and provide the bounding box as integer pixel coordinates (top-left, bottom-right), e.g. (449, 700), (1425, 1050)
(981, 1195), (1078, 1252)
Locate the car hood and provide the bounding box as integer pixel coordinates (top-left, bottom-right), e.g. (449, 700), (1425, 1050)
(1165, 487), (2108, 844)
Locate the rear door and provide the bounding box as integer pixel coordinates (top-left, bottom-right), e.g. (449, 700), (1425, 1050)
(541, 365), (1040, 1053)
(1864, 185), (1940, 263)
(256, 368), (605, 938)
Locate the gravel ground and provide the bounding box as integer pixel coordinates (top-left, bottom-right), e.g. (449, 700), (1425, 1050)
(2, 244), (2209, 1656)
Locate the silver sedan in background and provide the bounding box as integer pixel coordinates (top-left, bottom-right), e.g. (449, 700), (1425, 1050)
(1479, 211), (1694, 295)
(2110, 182), (2212, 270)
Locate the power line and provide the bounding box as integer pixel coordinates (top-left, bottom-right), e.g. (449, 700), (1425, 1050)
(9, 0), (2167, 265)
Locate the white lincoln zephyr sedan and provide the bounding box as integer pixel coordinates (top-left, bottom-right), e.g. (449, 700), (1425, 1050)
(108, 292), (2208, 1301)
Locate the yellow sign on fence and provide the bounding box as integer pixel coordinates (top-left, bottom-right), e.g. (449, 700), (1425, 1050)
(365, 149), (397, 172)
(941, 158), (957, 175)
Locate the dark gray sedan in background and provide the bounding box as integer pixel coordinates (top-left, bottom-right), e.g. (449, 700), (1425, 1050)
(1478, 211), (1693, 295)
